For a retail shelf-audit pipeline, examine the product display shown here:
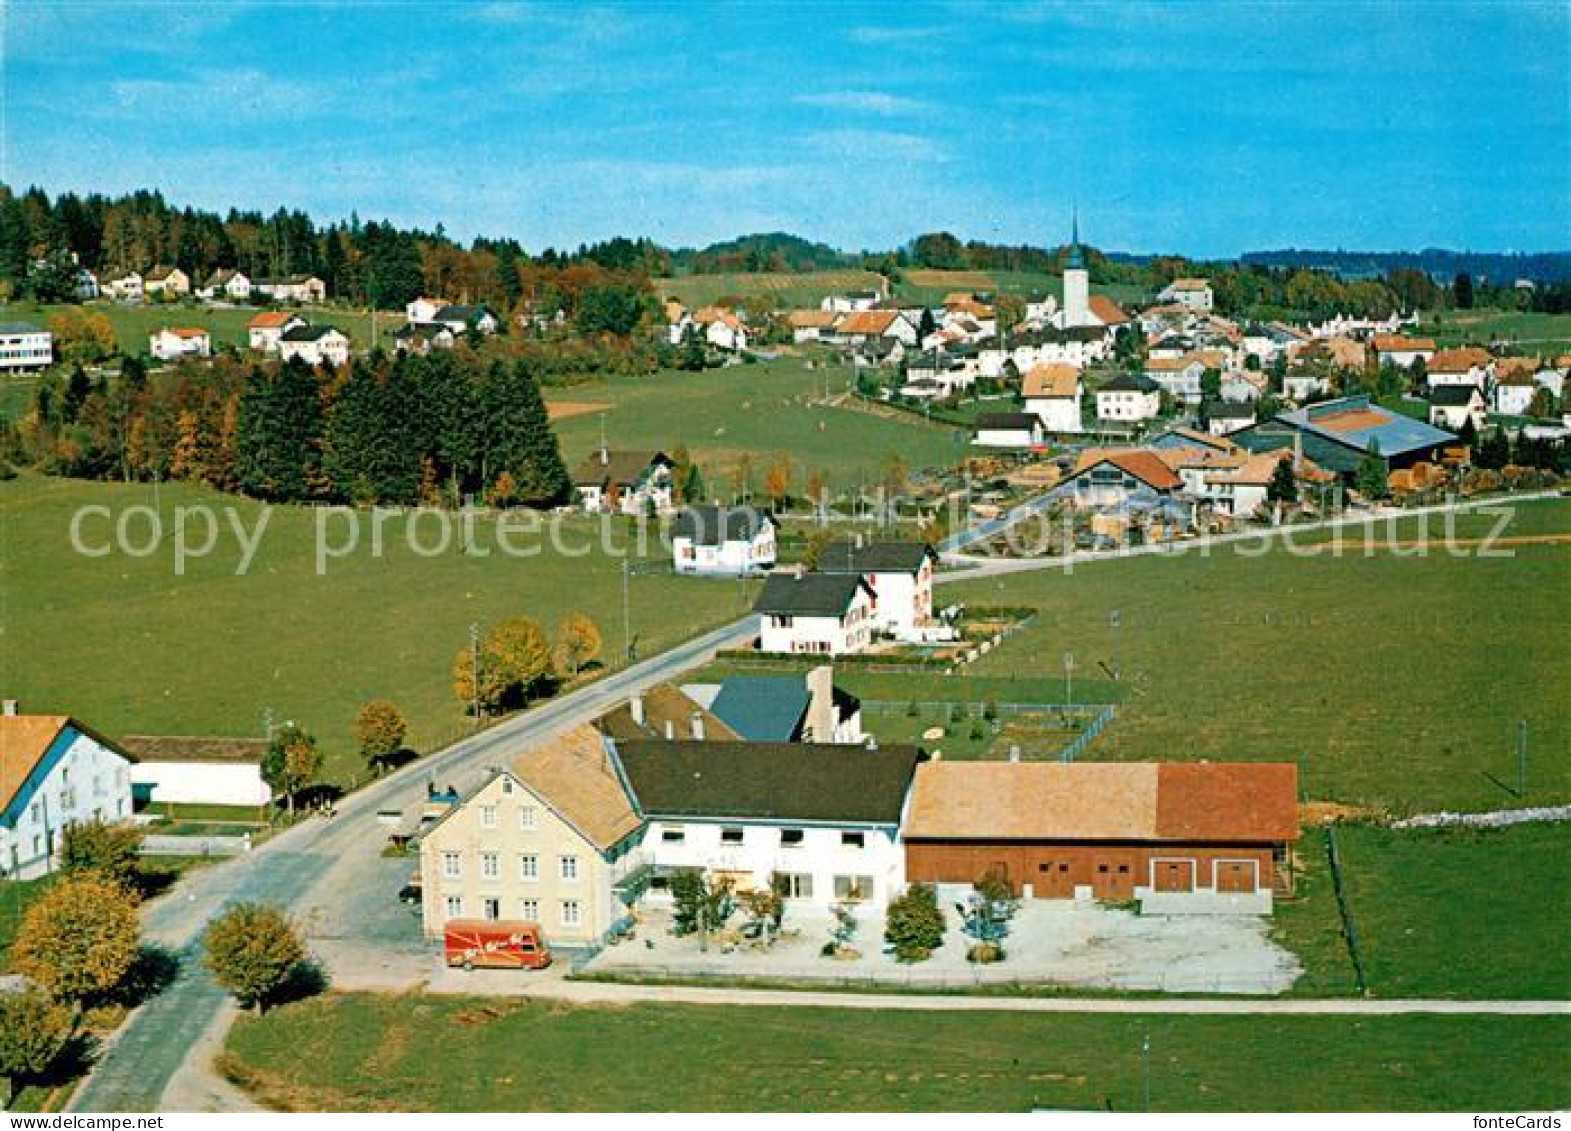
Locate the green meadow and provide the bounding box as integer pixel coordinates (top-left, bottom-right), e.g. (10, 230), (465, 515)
(656, 270), (887, 310)
(222, 994), (1569, 1112)
(547, 356), (969, 494)
(1, 473), (757, 785)
(948, 500), (1571, 812)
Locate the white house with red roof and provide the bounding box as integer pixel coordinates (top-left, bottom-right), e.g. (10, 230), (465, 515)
(149, 326), (212, 361)
(248, 310), (307, 352)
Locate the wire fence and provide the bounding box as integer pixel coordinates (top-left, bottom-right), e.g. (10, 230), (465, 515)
(574, 965), (1292, 996)
(1324, 826), (1370, 995)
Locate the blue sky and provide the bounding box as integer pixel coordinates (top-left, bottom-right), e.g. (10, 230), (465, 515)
(6, 1), (1568, 257)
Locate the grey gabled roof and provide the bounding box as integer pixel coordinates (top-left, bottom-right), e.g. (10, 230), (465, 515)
(976, 412), (1042, 430)
(816, 540), (935, 575)
(754, 571), (870, 617)
(280, 323), (341, 342)
(708, 676), (811, 742)
(1428, 385), (1483, 407)
(671, 504), (773, 545)
(614, 739), (924, 825)
(1100, 372), (1159, 393)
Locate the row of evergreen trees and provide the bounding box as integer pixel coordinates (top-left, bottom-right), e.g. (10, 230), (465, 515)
(7, 350), (573, 508)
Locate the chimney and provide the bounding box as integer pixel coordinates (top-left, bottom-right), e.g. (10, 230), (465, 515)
(690, 712), (706, 742)
(664, 719), (675, 741)
(630, 694), (645, 728)
(1, 699), (16, 717)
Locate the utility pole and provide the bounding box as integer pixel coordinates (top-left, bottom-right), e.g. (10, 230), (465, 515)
(1517, 718), (1528, 796)
(1110, 609), (1122, 681)
(469, 622), (481, 728)
(622, 559), (633, 663)
(262, 706), (275, 741)
(1063, 651), (1075, 712)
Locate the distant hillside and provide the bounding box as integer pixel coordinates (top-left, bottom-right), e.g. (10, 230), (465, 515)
(670, 232), (859, 275)
(1241, 248), (1571, 284)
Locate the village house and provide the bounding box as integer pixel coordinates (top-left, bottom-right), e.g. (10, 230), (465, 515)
(573, 448), (674, 514)
(671, 504), (776, 575)
(149, 326), (212, 361)
(1283, 367), (1334, 403)
(254, 274), (328, 304)
(419, 724), (646, 956)
(788, 310), (840, 343)
(1428, 384), (1488, 433)
(104, 270), (144, 301)
(198, 269), (253, 302)
(1197, 449), (1327, 519)
(1369, 333), (1437, 370)
(1048, 448), (1185, 512)
(120, 736), (271, 809)
(1096, 372), (1162, 425)
(973, 411), (1046, 449)
(73, 264), (101, 300)
(247, 310), (307, 352)
(1425, 347), (1495, 393)
(143, 263), (191, 298)
(277, 323), (350, 367)
(616, 738), (924, 912)
(1207, 401), (1257, 436)
(815, 540), (939, 642)
(833, 309), (920, 347)
(686, 667), (864, 745)
(433, 304), (501, 337)
(1143, 355), (1206, 404)
(901, 760), (1299, 913)
(1, 707), (135, 880)
(0, 322), (54, 371)
(1240, 322), (1309, 368)
(1491, 358), (1549, 416)
(406, 297), (452, 324)
(392, 322), (459, 355)
(1157, 277), (1214, 312)
(1008, 325), (1111, 369)
(690, 307), (748, 352)
(754, 570), (874, 656)
(820, 290), (882, 314)
(1021, 363), (1084, 433)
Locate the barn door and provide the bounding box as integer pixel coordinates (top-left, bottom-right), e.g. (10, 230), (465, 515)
(1154, 860), (1194, 892)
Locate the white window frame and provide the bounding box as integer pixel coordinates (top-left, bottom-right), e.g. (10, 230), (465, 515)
(519, 853), (539, 881)
(442, 851), (463, 879)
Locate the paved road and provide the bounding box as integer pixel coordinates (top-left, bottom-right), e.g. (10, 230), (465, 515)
(69, 614), (758, 1113)
(937, 490), (1561, 577)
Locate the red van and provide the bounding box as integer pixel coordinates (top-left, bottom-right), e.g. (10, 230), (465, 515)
(443, 920), (552, 970)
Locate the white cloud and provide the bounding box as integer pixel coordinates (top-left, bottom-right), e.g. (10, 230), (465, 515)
(794, 91), (930, 116)
(803, 129), (949, 164)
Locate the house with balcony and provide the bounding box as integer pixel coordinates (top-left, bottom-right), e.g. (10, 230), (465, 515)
(754, 571), (874, 656)
(615, 738), (924, 912)
(815, 540), (939, 642)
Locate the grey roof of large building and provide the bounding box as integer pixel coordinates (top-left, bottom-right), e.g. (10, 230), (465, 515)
(1099, 372), (1159, 393)
(614, 739), (924, 825)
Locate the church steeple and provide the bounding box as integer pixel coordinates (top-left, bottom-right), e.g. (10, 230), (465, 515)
(1066, 209), (1085, 271)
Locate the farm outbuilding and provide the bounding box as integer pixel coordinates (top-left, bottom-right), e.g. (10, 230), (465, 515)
(902, 761), (1299, 914)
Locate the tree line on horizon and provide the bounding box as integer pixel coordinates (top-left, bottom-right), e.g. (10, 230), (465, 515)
(7, 183), (1569, 323)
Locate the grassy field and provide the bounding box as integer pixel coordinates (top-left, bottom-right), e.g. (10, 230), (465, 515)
(1, 474), (758, 785)
(547, 356), (968, 494)
(1418, 307), (1571, 352)
(949, 500), (1571, 812)
(221, 993), (1569, 1111)
(1276, 823), (1571, 999)
(656, 271), (886, 310)
(0, 300), (390, 355)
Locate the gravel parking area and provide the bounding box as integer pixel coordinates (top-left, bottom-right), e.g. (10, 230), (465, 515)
(584, 888), (1301, 994)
